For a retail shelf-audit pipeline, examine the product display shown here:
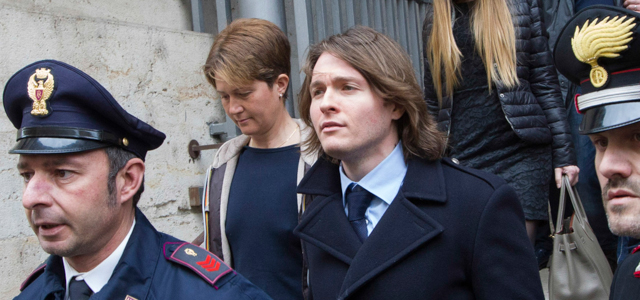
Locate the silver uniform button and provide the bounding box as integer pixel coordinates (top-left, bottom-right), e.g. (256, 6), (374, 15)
(451, 158), (460, 164)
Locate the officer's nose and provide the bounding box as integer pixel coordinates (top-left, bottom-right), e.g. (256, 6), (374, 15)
(597, 142), (633, 181)
(22, 173), (54, 210)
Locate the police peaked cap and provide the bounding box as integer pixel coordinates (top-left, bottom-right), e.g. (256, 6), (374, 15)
(3, 60), (166, 160)
(555, 5), (640, 134)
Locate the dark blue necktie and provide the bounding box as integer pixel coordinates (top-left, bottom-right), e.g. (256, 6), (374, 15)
(69, 276), (93, 300)
(346, 184), (374, 242)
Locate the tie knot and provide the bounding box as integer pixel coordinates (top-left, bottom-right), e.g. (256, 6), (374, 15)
(69, 276), (93, 300)
(351, 184), (365, 193)
(346, 184), (374, 222)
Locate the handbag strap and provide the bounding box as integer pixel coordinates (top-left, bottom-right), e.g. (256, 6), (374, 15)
(549, 175), (591, 236)
(563, 175), (591, 231)
(554, 176), (569, 235)
(548, 199), (556, 236)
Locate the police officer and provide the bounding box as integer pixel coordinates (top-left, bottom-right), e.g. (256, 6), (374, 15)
(555, 5), (640, 299)
(6, 60), (271, 300)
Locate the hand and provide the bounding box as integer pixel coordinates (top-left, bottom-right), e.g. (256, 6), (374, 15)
(624, 0), (640, 12)
(554, 165), (579, 189)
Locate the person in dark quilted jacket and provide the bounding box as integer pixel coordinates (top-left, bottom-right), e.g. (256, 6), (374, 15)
(422, 0), (579, 244)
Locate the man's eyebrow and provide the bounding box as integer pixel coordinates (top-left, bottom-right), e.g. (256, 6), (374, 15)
(331, 75), (359, 83)
(44, 158), (72, 168)
(310, 75), (360, 88)
(17, 157), (75, 170)
(309, 80), (324, 89)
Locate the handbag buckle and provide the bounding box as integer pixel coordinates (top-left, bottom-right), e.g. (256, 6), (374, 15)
(559, 242), (577, 252)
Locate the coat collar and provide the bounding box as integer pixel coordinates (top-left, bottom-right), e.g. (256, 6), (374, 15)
(39, 255), (66, 299)
(295, 157), (448, 298)
(93, 208), (160, 299)
(297, 156), (447, 202)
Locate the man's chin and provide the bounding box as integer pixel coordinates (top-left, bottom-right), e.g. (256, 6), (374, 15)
(321, 145), (348, 161)
(608, 217), (640, 239)
(38, 240), (75, 257)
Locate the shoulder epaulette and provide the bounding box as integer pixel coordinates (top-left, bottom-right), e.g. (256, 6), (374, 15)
(163, 242), (233, 286)
(20, 262), (46, 291)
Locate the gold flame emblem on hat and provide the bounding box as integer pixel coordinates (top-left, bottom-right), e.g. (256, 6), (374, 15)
(572, 15), (636, 88)
(27, 68), (55, 116)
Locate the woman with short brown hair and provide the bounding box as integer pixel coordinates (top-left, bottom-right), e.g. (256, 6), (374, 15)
(201, 18), (316, 300)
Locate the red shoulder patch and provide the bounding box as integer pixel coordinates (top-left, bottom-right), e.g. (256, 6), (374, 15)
(20, 262), (46, 291)
(163, 242), (233, 286)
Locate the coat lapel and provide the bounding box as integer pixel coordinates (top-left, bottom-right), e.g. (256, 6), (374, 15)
(337, 158), (448, 298)
(295, 193), (363, 264)
(295, 158), (362, 264)
(338, 191), (444, 298)
(297, 157), (450, 298)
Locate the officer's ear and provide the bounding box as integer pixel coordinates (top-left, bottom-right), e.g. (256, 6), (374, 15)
(116, 158), (145, 205)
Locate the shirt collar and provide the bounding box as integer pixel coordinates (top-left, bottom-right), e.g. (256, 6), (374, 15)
(63, 218), (136, 298)
(340, 142), (407, 205)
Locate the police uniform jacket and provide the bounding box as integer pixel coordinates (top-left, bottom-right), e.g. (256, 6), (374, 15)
(15, 209), (272, 300)
(294, 156), (545, 300)
(202, 119), (317, 261)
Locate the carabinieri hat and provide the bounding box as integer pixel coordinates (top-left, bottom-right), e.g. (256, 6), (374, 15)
(3, 60), (165, 160)
(555, 5), (640, 134)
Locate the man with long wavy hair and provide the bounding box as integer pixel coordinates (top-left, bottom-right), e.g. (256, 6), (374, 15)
(293, 26), (544, 300)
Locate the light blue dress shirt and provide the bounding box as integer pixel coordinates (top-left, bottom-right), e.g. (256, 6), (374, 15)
(340, 142), (408, 236)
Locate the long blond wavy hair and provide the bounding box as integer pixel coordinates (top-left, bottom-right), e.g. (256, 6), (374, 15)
(426, 0), (519, 103)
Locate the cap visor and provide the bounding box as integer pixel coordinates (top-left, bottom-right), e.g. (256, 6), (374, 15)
(9, 137), (110, 154)
(580, 102), (640, 134)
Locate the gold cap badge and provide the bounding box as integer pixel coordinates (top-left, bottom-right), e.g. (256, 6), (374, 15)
(571, 16), (635, 88)
(27, 68), (55, 116)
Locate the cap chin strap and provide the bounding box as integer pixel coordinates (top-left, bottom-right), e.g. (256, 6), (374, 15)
(17, 126), (126, 147)
(578, 84), (640, 111)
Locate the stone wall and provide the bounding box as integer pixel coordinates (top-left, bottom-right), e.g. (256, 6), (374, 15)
(0, 1), (221, 296)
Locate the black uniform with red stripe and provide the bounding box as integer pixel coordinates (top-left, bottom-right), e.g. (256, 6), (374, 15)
(14, 209), (272, 300)
(552, 6), (640, 300)
(610, 247), (640, 300)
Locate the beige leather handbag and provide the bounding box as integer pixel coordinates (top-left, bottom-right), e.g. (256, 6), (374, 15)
(548, 175), (613, 300)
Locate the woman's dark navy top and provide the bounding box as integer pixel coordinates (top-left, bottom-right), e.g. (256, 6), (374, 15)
(226, 145), (303, 300)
